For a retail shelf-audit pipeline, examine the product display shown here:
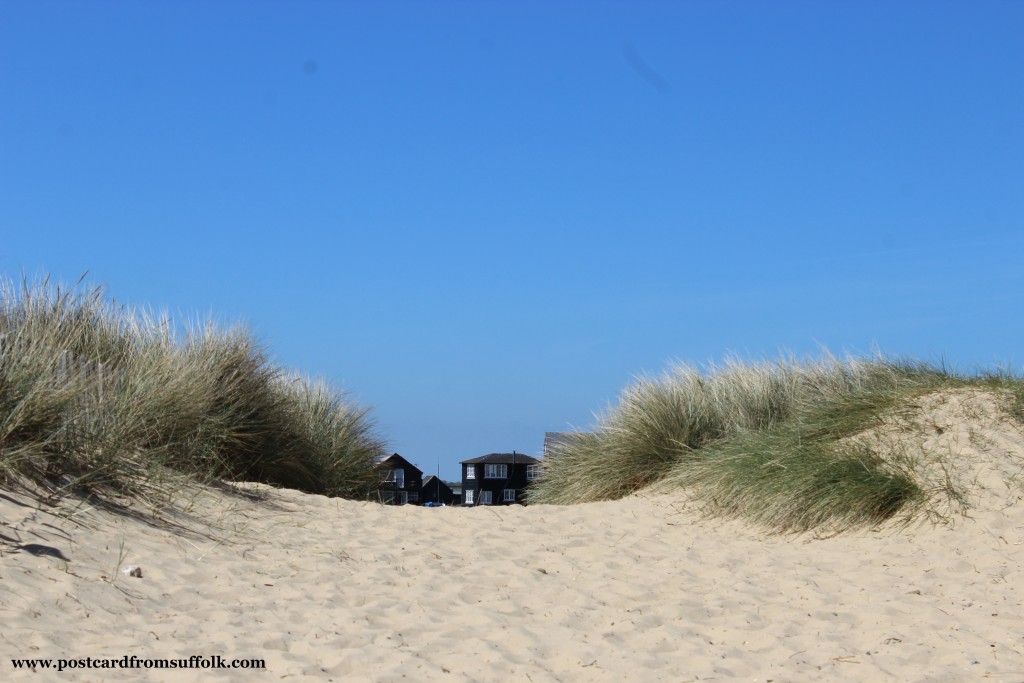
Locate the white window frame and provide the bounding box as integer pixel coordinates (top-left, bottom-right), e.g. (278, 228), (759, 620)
(465, 465), (476, 480)
(503, 488), (516, 502)
(479, 490), (493, 505)
(484, 464), (507, 479)
(464, 489), (474, 505)
(526, 464), (542, 480)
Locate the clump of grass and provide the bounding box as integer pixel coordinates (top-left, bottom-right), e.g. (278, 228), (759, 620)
(530, 353), (1021, 532)
(532, 355), (884, 505)
(264, 375), (384, 498)
(685, 431), (925, 533)
(0, 275), (385, 503)
(532, 359), (803, 505)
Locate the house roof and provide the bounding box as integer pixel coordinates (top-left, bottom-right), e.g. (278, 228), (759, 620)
(422, 475), (453, 491)
(374, 453), (423, 475)
(460, 452), (541, 465)
(544, 431), (579, 456)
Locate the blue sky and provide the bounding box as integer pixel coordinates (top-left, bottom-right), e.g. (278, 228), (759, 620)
(2, 2), (1022, 480)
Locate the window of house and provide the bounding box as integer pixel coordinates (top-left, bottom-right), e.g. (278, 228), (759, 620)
(380, 468), (405, 488)
(503, 488), (516, 502)
(464, 489), (474, 505)
(465, 465), (476, 479)
(526, 465), (542, 480)
(399, 491), (408, 504)
(408, 491), (419, 503)
(479, 490), (493, 505)
(484, 464), (507, 479)
(381, 491), (395, 504)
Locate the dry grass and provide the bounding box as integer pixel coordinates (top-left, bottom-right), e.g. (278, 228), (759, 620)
(0, 275), (385, 506)
(529, 353), (1024, 532)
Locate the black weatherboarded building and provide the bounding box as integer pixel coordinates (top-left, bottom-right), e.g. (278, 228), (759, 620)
(374, 453), (423, 505)
(421, 475), (456, 506)
(460, 452), (542, 506)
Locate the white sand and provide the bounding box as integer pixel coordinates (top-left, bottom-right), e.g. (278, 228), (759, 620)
(3, 390), (1024, 682)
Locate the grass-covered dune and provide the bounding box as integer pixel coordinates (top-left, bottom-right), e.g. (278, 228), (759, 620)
(529, 355), (1024, 532)
(0, 276), (386, 503)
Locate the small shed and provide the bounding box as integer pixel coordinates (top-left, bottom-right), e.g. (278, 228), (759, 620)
(421, 476), (456, 506)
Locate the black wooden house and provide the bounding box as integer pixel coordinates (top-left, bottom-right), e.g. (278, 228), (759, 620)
(374, 453), (423, 505)
(460, 452), (542, 506)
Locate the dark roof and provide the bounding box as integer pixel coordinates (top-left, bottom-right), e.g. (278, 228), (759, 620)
(460, 452), (541, 465)
(374, 453), (423, 474)
(422, 475), (453, 490)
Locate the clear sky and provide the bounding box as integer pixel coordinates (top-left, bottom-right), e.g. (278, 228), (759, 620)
(2, 2), (1022, 481)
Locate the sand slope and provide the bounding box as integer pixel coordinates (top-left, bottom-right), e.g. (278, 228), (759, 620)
(2, 390), (1024, 682)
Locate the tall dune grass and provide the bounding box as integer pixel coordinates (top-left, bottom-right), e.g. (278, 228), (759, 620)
(529, 354), (1022, 531)
(0, 276), (384, 501)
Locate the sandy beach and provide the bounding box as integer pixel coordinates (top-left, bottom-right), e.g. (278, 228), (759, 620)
(2, 459), (1023, 683)
(3, 389), (1024, 682)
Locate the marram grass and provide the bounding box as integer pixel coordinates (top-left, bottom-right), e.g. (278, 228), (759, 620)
(0, 276), (385, 503)
(529, 354), (1024, 532)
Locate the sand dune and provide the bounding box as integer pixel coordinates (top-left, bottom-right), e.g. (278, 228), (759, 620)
(3, 391), (1024, 682)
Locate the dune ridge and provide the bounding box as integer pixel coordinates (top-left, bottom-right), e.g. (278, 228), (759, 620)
(2, 387), (1024, 682)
